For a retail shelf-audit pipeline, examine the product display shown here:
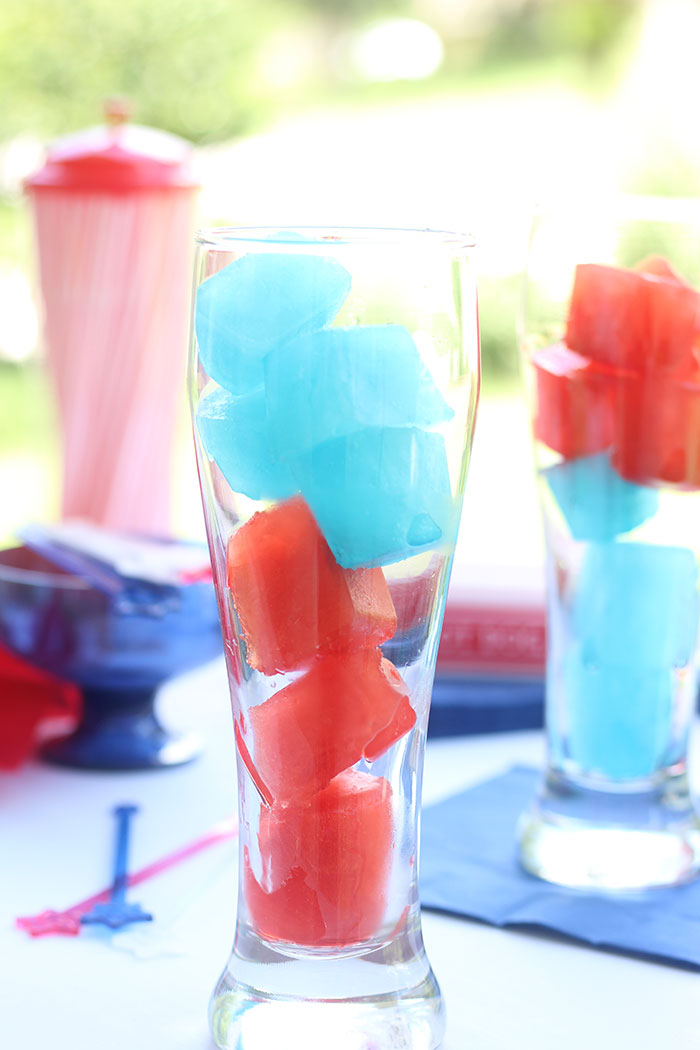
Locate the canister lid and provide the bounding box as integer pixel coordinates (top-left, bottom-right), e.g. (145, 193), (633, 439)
(26, 99), (199, 193)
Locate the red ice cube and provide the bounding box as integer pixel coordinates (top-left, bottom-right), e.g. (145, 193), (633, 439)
(612, 369), (700, 489)
(245, 770), (393, 947)
(226, 497), (397, 675)
(565, 262), (700, 373)
(633, 255), (688, 284)
(243, 848), (327, 946)
(532, 342), (614, 459)
(246, 649), (415, 804)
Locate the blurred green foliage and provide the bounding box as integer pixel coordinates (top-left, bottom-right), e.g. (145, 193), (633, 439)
(0, 0), (639, 146)
(621, 148), (700, 200)
(0, 362), (54, 453)
(2, 0), (300, 143)
(0, 0), (651, 389)
(482, 0), (636, 70)
(478, 274), (523, 382)
(0, 0), (412, 144)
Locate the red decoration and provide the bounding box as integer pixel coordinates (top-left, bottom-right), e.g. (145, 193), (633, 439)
(25, 112), (198, 194)
(0, 645), (81, 769)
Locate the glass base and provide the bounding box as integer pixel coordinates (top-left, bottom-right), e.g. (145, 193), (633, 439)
(40, 687), (201, 770)
(518, 767), (700, 890)
(210, 922), (445, 1050)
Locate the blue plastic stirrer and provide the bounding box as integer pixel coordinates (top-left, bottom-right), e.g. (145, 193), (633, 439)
(81, 805), (153, 929)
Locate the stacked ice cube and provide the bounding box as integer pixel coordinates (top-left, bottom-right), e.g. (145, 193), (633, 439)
(533, 257), (700, 779)
(533, 256), (700, 487)
(195, 248), (455, 569)
(194, 245), (455, 946)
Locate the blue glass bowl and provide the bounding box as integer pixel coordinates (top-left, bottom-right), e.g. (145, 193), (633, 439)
(0, 546), (223, 770)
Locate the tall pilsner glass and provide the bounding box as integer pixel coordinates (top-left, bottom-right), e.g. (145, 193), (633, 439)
(188, 228), (479, 1049)
(518, 196), (700, 890)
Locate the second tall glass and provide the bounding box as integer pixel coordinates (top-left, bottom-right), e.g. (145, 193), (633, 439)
(189, 228), (480, 1050)
(519, 196), (700, 891)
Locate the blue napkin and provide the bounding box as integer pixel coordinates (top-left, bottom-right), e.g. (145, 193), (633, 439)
(420, 765), (700, 970)
(429, 674), (544, 737)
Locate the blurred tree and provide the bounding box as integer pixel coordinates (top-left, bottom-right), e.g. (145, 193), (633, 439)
(477, 0), (638, 74)
(0, 0), (319, 143)
(0, 0), (641, 148)
(0, 0), (411, 145)
(297, 0), (403, 13)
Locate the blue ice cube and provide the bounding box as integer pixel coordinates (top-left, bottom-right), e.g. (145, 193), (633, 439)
(264, 231), (315, 243)
(264, 325), (453, 458)
(195, 387), (297, 502)
(564, 653), (675, 780)
(543, 452), (658, 541)
(194, 252), (351, 393)
(289, 426), (455, 569)
(572, 542), (699, 669)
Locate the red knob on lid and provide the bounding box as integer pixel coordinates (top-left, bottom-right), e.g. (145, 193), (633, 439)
(26, 103), (199, 194)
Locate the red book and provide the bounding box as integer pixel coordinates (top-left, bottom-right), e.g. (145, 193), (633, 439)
(438, 562), (546, 675)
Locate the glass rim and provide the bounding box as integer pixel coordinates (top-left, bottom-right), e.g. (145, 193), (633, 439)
(194, 225), (476, 251)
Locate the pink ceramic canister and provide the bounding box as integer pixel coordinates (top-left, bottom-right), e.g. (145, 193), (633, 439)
(26, 101), (199, 534)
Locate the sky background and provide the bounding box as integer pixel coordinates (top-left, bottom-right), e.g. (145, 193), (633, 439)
(1, 0), (699, 548)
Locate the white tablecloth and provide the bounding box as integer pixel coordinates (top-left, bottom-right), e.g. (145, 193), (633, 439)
(2, 659), (699, 1050)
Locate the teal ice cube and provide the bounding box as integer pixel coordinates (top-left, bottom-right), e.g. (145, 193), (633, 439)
(194, 252), (351, 393)
(195, 387), (297, 501)
(573, 542), (699, 668)
(289, 426), (455, 569)
(564, 653), (675, 780)
(264, 231), (312, 242)
(264, 325), (453, 458)
(543, 452), (658, 541)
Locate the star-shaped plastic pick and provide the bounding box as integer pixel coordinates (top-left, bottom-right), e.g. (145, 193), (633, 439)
(16, 817), (237, 938)
(16, 908), (84, 937)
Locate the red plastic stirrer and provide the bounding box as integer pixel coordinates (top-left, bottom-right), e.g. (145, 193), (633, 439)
(16, 818), (237, 937)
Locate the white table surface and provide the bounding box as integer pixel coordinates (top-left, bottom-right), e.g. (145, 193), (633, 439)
(2, 658), (699, 1050)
